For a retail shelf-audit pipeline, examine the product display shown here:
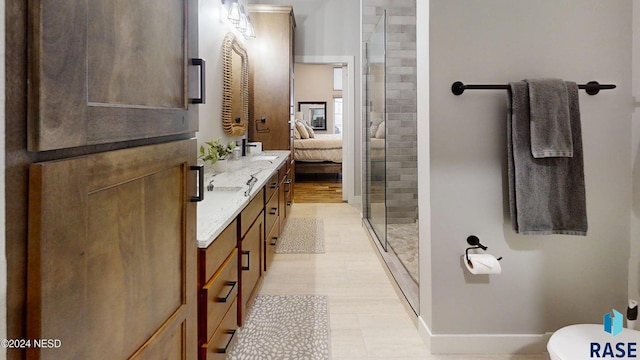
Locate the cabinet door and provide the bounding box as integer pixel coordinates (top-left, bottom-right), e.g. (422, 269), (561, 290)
(27, 140), (197, 359)
(239, 213), (263, 324)
(28, 0), (199, 151)
(246, 5), (294, 150)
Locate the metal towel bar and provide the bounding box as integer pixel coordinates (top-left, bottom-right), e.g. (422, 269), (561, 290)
(451, 80), (616, 96)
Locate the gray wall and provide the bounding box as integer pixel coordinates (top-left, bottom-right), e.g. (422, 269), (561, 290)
(198, 0), (250, 147)
(425, 0), (632, 336)
(630, 1), (640, 310)
(363, 0), (417, 224)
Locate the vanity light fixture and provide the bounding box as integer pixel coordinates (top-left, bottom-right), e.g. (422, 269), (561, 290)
(237, 6), (247, 32)
(244, 15), (256, 38)
(221, 0), (255, 39)
(225, 0), (241, 24)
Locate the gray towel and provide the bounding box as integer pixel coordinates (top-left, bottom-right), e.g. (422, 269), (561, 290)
(525, 78), (573, 158)
(507, 81), (587, 235)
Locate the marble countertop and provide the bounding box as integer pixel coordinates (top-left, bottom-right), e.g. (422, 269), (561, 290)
(197, 151), (290, 248)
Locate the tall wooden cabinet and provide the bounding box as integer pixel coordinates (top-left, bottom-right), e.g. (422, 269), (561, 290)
(27, 0), (200, 151)
(20, 1), (201, 359)
(246, 5), (296, 151)
(28, 140), (198, 360)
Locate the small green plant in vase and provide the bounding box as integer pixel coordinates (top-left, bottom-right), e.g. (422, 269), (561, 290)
(199, 139), (236, 172)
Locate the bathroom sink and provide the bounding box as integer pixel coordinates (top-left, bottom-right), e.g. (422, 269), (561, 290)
(209, 186), (243, 193)
(249, 155), (278, 162)
(250, 155), (278, 162)
(198, 186), (244, 216)
(199, 186), (243, 203)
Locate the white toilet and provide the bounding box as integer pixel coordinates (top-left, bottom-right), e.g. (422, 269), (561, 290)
(547, 324), (640, 360)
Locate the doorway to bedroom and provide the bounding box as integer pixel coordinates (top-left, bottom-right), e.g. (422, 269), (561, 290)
(293, 58), (354, 204)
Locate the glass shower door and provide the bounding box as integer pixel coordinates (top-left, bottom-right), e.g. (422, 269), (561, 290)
(364, 12), (387, 250)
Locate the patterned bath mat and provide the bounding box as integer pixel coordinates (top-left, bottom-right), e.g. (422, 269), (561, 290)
(275, 218), (325, 254)
(226, 295), (330, 360)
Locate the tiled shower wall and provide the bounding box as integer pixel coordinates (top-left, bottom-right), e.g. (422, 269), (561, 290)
(363, 0), (417, 224)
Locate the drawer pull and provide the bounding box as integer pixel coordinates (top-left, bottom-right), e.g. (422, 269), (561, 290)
(190, 165), (204, 202)
(270, 237), (278, 246)
(287, 201), (292, 207)
(270, 182), (278, 189)
(215, 329), (237, 354)
(269, 207), (278, 215)
(216, 281), (237, 303)
(241, 250), (250, 271)
(190, 58), (206, 104)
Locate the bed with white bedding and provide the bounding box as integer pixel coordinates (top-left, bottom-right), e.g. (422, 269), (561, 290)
(293, 133), (343, 174)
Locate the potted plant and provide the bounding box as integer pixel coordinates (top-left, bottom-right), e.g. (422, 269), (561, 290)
(199, 139), (236, 173)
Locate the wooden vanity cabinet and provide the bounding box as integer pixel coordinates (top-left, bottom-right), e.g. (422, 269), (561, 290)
(239, 192), (265, 325)
(264, 171), (281, 272)
(196, 157), (293, 358)
(283, 155), (294, 224)
(200, 297), (238, 360)
(197, 220), (239, 359)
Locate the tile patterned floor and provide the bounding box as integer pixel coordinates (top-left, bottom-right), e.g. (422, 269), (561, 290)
(259, 203), (549, 360)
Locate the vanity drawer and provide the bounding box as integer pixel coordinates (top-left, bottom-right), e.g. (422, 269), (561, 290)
(240, 188), (264, 237)
(200, 297), (239, 360)
(265, 172), (279, 203)
(264, 219), (279, 271)
(200, 219), (237, 285)
(265, 188), (279, 234)
(201, 249), (238, 342)
(278, 163), (287, 184)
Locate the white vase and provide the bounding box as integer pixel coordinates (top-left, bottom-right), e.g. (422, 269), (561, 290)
(213, 158), (228, 173)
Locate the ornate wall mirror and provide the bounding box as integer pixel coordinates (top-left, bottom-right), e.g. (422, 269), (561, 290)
(222, 33), (249, 136)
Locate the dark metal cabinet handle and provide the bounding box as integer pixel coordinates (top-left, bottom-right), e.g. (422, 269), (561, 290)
(241, 250), (250, 271)
(190, 58), (206, 104)
(215, 329), (237, 353)
(216, 281), (237, 303)
(190, 165), (204, 202)
(270, 237), (278, 246)
(269, 207), (278, 215)
(285, 179), (292, 193)
(270, 182), (278, 189)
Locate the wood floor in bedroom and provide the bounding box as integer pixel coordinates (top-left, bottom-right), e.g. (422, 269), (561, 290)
(294, 173), (344, 203)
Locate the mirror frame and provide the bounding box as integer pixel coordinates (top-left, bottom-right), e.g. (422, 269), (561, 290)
(298, 101), (327, 130)
(222, 33), (249, 136)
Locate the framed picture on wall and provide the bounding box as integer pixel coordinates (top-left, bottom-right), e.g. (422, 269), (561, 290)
(298, 101), (327, 130)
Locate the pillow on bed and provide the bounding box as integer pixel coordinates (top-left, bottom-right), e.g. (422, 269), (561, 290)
(295, 120), (309, 139)
(294, 126), (301, 139)
(303, 123), (315, 138)
(375, 121), (386, 139)
(370, 124), (378, 136)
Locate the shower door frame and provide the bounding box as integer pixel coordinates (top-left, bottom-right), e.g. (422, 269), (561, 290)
(363, 11), (388, 251)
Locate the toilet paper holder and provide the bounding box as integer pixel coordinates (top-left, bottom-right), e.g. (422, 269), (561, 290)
(465, 235), (502, 265)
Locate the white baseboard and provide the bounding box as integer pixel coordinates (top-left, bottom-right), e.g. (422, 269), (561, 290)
(418, 316), (551, 354)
